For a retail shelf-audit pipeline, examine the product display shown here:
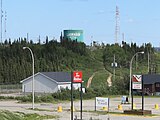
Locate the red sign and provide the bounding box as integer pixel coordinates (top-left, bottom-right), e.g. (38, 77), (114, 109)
(132, 75), (142, 82)
(132, 75), (142, 89)
(73, 71), (82, 83)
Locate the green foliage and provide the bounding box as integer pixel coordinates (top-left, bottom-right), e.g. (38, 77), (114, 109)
(103, 43), (154, 69)
(16, 95), (32, 102)
(40, 95), (54, 102)
(16, 94), (54, 103)
(0, 96), (15, 100)
(22, 113), (56, 120)
(0, 37), (157, 97)
(0, 110), (57, 120)
(0, 38), (96, 84)
(0, 110), (21, 120)
(52, 89), (80, 100)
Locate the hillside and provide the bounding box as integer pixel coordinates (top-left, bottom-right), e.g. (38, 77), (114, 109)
(0, 39), (105, 86)
(0, 38), (159, 94)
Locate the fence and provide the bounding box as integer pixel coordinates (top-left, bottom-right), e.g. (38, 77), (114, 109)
(0, 84), (22, 93)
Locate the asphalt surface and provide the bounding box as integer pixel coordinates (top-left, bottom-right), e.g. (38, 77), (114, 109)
(0, 96), (160, 119)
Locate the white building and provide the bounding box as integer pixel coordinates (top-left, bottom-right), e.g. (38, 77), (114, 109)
(20, 72), (81, 93)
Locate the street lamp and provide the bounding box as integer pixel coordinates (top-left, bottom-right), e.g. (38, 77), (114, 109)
(23, 47), (35, 109)
(129, 51), (144, 104)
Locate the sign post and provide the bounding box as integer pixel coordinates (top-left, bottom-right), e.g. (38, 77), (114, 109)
(80, 82), (82, 119)
(142, 75), (144, 111)
(71, 71), (83, 120)
(71, 72), (73, 120)
(132, 75), (142, 110)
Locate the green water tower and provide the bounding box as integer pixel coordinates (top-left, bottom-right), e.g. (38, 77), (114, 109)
(63, 30), (83, 42)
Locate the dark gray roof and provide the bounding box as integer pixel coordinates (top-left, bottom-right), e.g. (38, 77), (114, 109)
(143, 74), (160, 84)
(40, 72), (71, 83)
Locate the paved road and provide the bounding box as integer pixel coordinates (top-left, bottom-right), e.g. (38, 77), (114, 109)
(0, 97), (160, 119)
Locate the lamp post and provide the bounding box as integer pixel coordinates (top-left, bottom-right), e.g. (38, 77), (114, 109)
(129, 51), (144, 104)
(23, 47), (35, 109)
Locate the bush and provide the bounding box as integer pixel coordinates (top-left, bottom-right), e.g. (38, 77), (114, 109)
(16, 95), (32, 102)
(0, 96), (15, 100)
(40, 95), (54, 102)
(15, 94), (55, 103)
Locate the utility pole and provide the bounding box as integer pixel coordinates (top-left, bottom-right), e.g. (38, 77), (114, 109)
(27, 33), (29, 42)
(148, 52), (150, 73)
(112, 54), (117, 81)
(91, 36), (93, 47)
(122, 33), (125, 42)
(136, 54), (138, 70)
(113, 54), (115, 81)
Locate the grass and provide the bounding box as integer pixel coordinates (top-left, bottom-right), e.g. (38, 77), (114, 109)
(22, 113), (58, 120)
(0, 110), (58, 120)
(0, 110), (21, 120)
(1, 109), (159, 120)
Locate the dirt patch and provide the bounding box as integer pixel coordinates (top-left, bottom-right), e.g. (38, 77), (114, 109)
(86, 73), (96, 88)
(107, 73), (112, 87)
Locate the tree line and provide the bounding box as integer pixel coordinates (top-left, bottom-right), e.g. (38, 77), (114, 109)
(103, 41), (154, 71)
(0, 37), (155, 86)
(0, 37), (87, 84)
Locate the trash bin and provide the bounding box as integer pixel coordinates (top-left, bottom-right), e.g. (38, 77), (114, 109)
(121, 96), (127, 104)
(126, 96), (129, 103)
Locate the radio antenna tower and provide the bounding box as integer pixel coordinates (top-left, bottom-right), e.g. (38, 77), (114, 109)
(115, 5), (120, 44)
(1, 0), (3, 44)
(4, 11), (6, 40)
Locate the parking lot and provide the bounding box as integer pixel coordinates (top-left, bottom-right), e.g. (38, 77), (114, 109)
(0, 96), (160, 119)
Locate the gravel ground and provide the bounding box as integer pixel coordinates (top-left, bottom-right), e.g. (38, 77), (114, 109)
(0, 96), (160, 119)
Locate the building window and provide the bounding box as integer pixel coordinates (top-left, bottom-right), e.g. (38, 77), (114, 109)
(156, 83), (160, 87)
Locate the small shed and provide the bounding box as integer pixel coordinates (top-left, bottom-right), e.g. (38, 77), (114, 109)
(20, 72), (81, 93)
(143, 74), (160, 95)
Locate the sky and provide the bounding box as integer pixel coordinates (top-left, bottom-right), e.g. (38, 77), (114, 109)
(2, 0), (160, 47)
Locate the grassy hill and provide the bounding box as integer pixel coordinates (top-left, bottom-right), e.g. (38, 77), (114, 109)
(0, 39), (159, 95)
(87, 43), (160, 95)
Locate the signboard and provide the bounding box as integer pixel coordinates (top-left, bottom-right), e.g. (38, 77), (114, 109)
(132, 75), (142, 89)
(111, 62), (117, 67)
(64, 30), (83, 42)
(95, 97), (109, 107)
(79, 87), (86, 93)
(71, 71), (83, 120)
(73, 71), (82, 83)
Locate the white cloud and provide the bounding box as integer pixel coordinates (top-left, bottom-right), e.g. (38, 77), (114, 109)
(97, 10), (105, 14)
(128, 18), (134, 23)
